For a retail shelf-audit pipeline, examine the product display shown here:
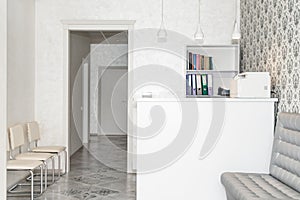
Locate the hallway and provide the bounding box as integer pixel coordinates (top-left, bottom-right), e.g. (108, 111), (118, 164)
(9, 136), (136, 200)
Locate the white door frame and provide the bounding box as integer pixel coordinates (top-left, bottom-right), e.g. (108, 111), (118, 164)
(0, 0), (7, 198)
(62, 20), (135, 173)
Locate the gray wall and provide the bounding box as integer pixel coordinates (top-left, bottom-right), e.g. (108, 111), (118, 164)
(240, 0), (300, 113)
(69, 32), (90, 155)
(100, 68), (128, 135)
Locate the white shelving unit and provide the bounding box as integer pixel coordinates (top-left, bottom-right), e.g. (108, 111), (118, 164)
(186, 45), (240, 97)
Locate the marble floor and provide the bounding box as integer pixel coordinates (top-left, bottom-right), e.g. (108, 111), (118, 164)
(8, 135), (136, 200)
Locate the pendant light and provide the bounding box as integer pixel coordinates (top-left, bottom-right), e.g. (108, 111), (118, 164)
(232, 0), (241, 40)
(157, 0), (167, 42)
(194, 0), (204, 43)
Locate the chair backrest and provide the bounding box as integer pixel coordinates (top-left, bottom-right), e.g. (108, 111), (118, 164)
(27, 121), (41, 142)
(9, 125), (26, 150)
(270, 112), (300, 192)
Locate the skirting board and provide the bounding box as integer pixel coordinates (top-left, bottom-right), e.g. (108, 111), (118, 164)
(90, 132), (127, 136)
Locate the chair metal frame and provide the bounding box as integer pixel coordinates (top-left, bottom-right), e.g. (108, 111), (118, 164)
(7, 165), (44, 200)
(8, 124), (54, 189)
(7, 142), (45, 200)
(27, 122), (68, 178)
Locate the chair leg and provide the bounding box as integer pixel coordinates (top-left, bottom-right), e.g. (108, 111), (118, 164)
(64, 150), (67, 175)
(44, 162), (47, 190)
(58, 154), (61, 178)
(40, 165), (43, 194)
(51, 157), (55, 184)
(58, 151), (68, 176)
(30, 170), (34, 200)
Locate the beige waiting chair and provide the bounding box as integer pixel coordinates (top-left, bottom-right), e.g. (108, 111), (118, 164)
(27, 121), (67, 177)
(9, 125), (54, 188)
(7, 135), (44, 200)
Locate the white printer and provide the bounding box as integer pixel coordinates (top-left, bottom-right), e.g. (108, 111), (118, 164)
(230, 72), (271, 98)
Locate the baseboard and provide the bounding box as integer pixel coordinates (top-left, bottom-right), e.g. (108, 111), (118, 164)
(89, 133), (127, 136)
(98, 132), (126, 136)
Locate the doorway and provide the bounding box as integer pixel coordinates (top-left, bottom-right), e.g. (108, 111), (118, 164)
(69, 30), (128, 148)
(63, 21), (134, 173)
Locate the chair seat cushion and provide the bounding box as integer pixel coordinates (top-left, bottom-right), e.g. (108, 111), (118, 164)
(221, 172), (300, 200)
(7, 160), (43, 170)
(15, 152), (53, 161)
(32, 146), (66, 153)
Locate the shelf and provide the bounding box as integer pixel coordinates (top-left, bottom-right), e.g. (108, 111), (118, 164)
(186, 44), (240, 48)
(186, 70), (238, 74)
(186, 95), (228, 98)
(185, 45), (240, 98)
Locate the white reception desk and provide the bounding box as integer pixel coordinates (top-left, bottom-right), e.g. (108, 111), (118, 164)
(135, 98), (277, 200)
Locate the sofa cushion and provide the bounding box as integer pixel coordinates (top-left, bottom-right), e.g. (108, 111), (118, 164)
(270, 113), (300, 192)
(221, 172), (300, 200)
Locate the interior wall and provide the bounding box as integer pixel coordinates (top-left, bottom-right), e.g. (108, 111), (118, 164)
(35, 0), (238, 156)
(100, 68), (128, 135)
(0, 0), (7, 198)
(7, 0), (35, 127)
(240, 0), (300, 113)
(6, 0), (36, 191)
(90, 42), (128, 135)
(69, 32), (90, 155)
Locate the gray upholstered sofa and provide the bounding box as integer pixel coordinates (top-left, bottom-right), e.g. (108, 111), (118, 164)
(221, 112), (300, 200)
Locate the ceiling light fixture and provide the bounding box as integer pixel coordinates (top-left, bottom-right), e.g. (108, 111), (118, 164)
(157, 0), (167, 42)
(194, 0), (204, 43)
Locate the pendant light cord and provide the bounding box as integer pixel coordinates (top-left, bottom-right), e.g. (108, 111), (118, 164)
(234, 0), (238, 23)
(161, 0), (164, 23)
(198, 0), (201, 25)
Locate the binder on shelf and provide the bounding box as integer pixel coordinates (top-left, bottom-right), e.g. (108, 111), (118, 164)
(193, 54), (197, 70)
(201, 74), (208, 95)
(207, 74), (213, 96)
(204, 57), (210, 70)
(186, 74), (192, 95)
(209, 57), (214, 70)
(192, 74), (197, 95)
(186, 73), (213, 96)
(189, 52), (193, 70)
(200, 55), (204, 70)
(196, 54), (201, 70)
(196, 74), (202, 95)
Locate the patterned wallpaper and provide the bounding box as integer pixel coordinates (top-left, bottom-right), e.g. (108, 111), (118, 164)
(240, 0), (300, 113)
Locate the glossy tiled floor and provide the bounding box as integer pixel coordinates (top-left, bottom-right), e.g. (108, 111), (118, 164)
(8, 136), (136, 200)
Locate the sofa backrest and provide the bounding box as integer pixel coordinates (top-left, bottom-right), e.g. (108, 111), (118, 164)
(270, 112), (300, 192)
